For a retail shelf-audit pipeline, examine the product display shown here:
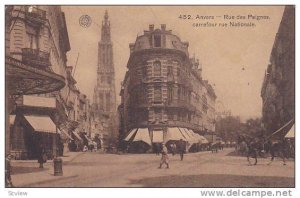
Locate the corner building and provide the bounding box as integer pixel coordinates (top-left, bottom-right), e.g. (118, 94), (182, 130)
(120, 25), (216, 151)
(261, 6), (295, 137)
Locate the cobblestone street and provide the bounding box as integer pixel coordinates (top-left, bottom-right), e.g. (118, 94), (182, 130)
(11, 148), (294, 187)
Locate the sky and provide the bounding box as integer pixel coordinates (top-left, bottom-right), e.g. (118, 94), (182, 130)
(62, 6), (285, 121)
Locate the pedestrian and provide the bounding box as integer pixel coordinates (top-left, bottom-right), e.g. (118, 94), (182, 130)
(170, 143), (176, 156)
(159, 144), (169, 169)
(37, 143), (46, 168)
(83, 145), (88, 152)
(178, 139), (185, 161)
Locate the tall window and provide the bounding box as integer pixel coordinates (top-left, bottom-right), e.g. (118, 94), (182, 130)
(154, 109), (162, 121)
(167, 86), (173, 103)
(153, 61), (161, 76)
(107, 76), (112, 84)
(167, 66), (173, 76)
(99, 93), (104, 110)
(142, 67), (147, 78)
(154, 86), (162, 103)
(154, 34), (161, 47)
(106, 93), (110, 111)
(101, 76), (105, 83)
(26, 27), (38, 49)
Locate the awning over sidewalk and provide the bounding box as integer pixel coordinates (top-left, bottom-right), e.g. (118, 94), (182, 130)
(133, 128), (151, 145)
(166, 127), (187, 142)
(24, 115), (56, 133)
(72, 131), (83, 141)
(285, 124), (295, 138)
(179, 128), (195, 143)
(152, 130), (164, 143)
(58, 128), (74, 140)
(85, 135), (93, 143)
(124, 128), (137, 141)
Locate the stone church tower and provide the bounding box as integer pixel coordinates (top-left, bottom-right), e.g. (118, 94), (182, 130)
(93, 10), (117, 145)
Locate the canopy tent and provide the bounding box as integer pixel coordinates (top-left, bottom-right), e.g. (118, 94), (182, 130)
(24, 115), (56, 133)
(132, 128), (151, 145)
(124, 128), (137, 141)
(152, 129), (164, 143)
(166, 127), (187, 142)
(285, 124), (295, 138)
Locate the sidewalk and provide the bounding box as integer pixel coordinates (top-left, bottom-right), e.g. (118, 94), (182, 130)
(10, 151), (84, 187)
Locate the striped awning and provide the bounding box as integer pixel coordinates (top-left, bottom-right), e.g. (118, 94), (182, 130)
(58, 128), (74, 140)
(124, 128), (137, 141)
(72, 131), (83, 141)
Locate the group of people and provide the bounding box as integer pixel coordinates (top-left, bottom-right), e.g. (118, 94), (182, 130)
(158, 139), (186, 169)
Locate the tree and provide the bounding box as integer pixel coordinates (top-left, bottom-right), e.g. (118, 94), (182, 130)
(215, 116), (241, 142)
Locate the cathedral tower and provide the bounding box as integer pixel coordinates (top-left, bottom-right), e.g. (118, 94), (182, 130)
(93, 10), (117, 145)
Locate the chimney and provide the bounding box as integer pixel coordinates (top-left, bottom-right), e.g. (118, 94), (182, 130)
(149, 24), (154, 31)
(161, 24), (166, 31)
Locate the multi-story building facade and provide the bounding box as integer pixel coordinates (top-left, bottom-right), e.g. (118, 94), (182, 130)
(92, 11), (117, 146)
(261, 6), (295, 137)
(8, 5), (71, 159)
(119, 24), (216, 149)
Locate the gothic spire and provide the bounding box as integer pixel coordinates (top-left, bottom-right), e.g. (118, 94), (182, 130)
(101, 10), (110, 42)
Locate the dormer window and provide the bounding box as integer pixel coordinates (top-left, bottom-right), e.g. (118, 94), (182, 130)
(154, 34), (161, 47)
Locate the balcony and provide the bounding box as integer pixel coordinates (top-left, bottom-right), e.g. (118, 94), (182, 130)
(167, 99), (196, 111)
(24, 6), (46, 25)
(22, 48), (50, 69)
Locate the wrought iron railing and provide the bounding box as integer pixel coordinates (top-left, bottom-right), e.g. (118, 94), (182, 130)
(22, 48), (50, 68)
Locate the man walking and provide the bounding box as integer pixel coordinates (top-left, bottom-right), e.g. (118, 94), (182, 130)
(178, 139), (185, 161)
(159, 143), (169, 169)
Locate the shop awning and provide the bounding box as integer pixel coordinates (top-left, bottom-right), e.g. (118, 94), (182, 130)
(133, 128), (151, 145)
(166, 127), (187, 142)
(152, 130), (164, 143)
(58, 128), (74, 140)
(72, 131), (83, 141)
(198, 135), (209, 144)
(179, 128), (195, 143)
(24, 115), (56, 133)
(124, 128), (137, 141)
(85, 135), (93, 143)
(268, 119), (294, 138)
(9, 115), (16, 125)
(285, 124), (295, 138)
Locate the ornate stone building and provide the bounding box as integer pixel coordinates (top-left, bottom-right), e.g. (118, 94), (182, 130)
(261, 6), (295, 136)
(92, 11), (117, 146)
(119, 24), (216, 149)
(7, 5), (72, 159)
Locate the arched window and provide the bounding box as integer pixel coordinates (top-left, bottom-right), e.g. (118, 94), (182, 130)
(153, 61), (161, 76)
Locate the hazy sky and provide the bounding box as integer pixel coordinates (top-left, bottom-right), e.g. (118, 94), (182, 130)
(62, 6), (284, 121)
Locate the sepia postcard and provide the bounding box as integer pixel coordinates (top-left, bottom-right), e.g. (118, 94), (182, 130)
(4, 4), (295, 193)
